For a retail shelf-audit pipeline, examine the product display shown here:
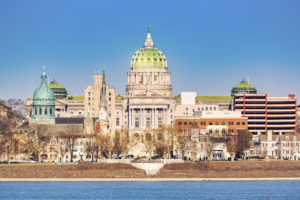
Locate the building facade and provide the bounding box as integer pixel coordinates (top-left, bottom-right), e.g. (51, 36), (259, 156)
(117, 28), (176, 135)
(175, 111), (248, 134)
(234, 93), (297, 134)
(84, 70), (115, 134)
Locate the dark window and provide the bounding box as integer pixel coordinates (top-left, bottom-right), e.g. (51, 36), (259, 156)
(50, 109), (52, 115)
(178, 122), (182, 125)
(209, 121), (212, 125)
(215, 122), (219, 125)
(237, 122), (240, 125)
(45, 109), (47, 115)
(242, 122), (245, 125)
(35, 109), (37, 115)
(39, 108), (42, 115)
(184, 122), (187, 125)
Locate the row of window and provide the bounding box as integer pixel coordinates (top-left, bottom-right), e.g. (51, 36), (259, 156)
(177, 121), (246, 126)
(34, 108), (53, 115)
(185, 107), (217, 112)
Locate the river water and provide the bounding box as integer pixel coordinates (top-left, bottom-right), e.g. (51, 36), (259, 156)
(0, 181), (300, 199)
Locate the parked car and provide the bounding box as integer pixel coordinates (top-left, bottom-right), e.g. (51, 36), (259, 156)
(151, 155), (160, 160)
(125, 154), (134, 159)
(234, 153), (243, 161)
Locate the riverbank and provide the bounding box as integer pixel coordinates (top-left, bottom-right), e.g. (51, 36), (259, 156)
(0, 160), (300, 179)
(1, 177), (300, 182)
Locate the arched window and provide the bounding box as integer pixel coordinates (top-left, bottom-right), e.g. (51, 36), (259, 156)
(39, 108), (42, 115)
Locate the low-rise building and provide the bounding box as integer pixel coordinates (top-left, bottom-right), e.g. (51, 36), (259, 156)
(247, 131), (300, 160)
(175, 110), (248, 134)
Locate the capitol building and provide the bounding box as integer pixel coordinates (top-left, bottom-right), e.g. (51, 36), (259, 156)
(116, 28), (176, 135)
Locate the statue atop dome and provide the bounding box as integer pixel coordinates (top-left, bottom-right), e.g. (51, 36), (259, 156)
(144, 26), (154, 48)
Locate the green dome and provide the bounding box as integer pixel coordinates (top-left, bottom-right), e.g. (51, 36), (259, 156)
(31, 66), (56, 124)
(130, 28), (167, 68)
(234, 79), (254, 88)
(130, 47), (167, 68)
(48, 80), (64, 89)
(231, 79), (257, 96)
(48, 79), (68, 99)
(33, 69), (55, 106)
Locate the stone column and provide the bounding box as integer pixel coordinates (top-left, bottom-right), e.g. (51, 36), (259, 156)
(152, 108), (154, 126)
(165, 108), (168, 125)
(142, 108), (144, 126)
(154, 108), (156, 126)
(139, 108), (142, 128)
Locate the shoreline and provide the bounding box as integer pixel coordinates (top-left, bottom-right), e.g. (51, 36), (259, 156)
(1, 177), (300, 182)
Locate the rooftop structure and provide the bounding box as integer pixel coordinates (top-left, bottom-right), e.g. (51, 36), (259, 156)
(231, 79), (257, 96)
(181, 92), (197, 105)
(48, 80), (68, 99)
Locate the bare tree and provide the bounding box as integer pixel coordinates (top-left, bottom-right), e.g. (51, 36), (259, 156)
(144, 132), (154, 157)
(119, 128), (130, 157)
(5, 99), (25, 120)
(177, 132), (189, 160)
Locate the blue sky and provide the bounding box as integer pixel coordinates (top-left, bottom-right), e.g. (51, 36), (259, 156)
(0, 0), (299, 100)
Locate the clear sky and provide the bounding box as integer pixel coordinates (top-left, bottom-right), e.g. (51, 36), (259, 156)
(0, 0), (299, 100)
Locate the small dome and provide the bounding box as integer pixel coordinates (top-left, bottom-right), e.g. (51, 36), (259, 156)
(33, 69), (55, 106)
(130, 47), (167, 68)
(231, 79), (257, 96)
(233, 79), (255, 88)
(48, 80), (64, 89)
(48, 79), (68, 99)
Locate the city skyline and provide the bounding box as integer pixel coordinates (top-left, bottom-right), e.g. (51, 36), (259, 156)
(0, 0), (300, 100)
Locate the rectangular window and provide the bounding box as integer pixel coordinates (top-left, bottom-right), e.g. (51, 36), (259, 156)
(135, 117), (139, 128)
(116, 118), (120, 126)
(146, 117), (151, 129)
(215, 122), (219, 125)
(158, 117), (163, 126)
(237, 122), (240, 125)
(242, 122), (245, 125)
(222, 121), (225, 125)
(178, 121), (182, 125)
(184, 122), (187, 125)
(209, 121), (212, 125)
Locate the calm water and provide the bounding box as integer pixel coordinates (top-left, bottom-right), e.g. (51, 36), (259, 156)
(0, 181), (300, 200)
